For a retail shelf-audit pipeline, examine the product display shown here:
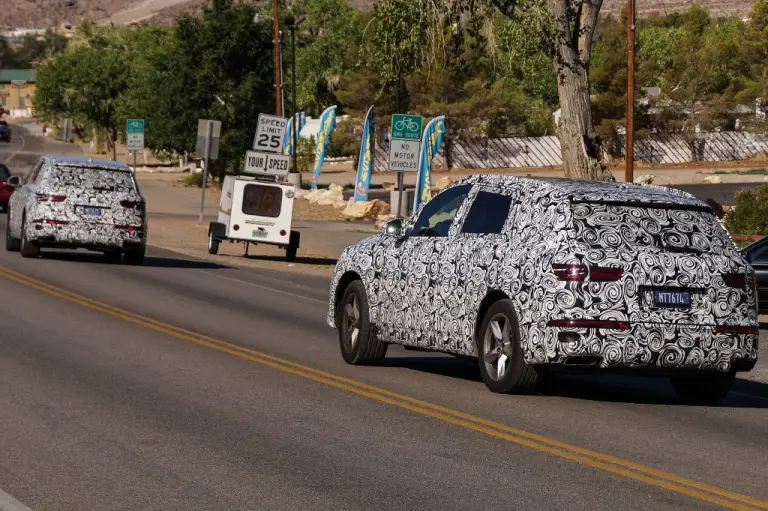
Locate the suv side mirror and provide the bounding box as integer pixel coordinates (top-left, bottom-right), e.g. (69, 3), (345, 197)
(7, 175), (20, 187)
(384, 218), (403, 237)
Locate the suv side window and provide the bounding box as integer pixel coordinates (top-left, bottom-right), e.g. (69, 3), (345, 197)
(746, 238), (768, 264)
(410, 185), (471, 238)
(461, 191), (513, 234)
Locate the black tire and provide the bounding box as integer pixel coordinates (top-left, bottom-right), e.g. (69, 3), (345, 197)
(104, 250), (122, 263)
(286, 230), (299, 262)
(124, 247), (145, 266)
(19, 217), (39, 258)
(5, 212), (20, 252)
(670, 372), (735, 405)
(337, 280), (387, 365)
(208, 229), (219, 255)
(477, 299), (538, 394)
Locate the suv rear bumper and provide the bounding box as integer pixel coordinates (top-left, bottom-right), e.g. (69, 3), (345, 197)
(531, 322), (759, 373)
(28, 222), (144, 250)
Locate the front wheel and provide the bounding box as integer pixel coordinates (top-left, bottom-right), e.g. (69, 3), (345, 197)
(337, 280), (387, 365)
(477, 300), (538, 394)
(670, 372), (735, 405)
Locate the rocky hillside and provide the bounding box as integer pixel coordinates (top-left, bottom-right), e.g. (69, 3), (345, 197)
(0, 0), (755, 30)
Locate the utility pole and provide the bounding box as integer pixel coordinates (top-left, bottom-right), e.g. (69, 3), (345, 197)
(625, 0), (636, 183)
(272, 0), (283, 116)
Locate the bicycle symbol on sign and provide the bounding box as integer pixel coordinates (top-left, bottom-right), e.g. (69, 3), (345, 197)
(395, 118), (419, 132)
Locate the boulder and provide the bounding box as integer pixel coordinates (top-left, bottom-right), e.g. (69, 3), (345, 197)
(634, 174), (655, 184)
(764, 175), (768, 183)
(382, 181), (397, 191)
(432, 177), (454, 192)
(294, 189), (310, 200)
(343, 199), (390, 221)
(328, 182), (344, 193)
(703, 175), (722, 184)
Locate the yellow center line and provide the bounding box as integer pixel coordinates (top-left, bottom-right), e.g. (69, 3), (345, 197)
(0, 265), (765, 511)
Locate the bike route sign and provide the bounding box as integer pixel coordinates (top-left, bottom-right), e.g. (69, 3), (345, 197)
(389, 114), (423, 171)
(126, 119), (145, 151)
(390, 114), (423, 141)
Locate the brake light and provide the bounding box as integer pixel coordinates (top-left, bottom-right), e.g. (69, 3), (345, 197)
(115, 225), (141, 231)
(547, 319), (630, 330)
(36, 194), (67, 202)
(552, 264), (623, 282)
(34, 219), (69, 225)
(715, 325), (759, 335)
(722, 273), (746, 289)
(120, 200), (145, 210)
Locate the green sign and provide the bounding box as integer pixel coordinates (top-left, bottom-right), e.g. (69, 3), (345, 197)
(391, 114), (423, 141)
(127, 119), (145, 133)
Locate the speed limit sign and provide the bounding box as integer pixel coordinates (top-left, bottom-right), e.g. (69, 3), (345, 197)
(253, 113), (288, 154)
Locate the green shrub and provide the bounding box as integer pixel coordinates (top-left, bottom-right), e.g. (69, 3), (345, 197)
(725, 184), (768, 235)
(296, 135), (316, 173)
(181, 171), (204, 188)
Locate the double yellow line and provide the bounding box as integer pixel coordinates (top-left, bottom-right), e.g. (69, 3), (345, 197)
(0, 264), (765, 510)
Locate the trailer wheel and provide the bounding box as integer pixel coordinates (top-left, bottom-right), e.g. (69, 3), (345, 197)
(208, 229), (220, 255)
(286, 230), (300, 262)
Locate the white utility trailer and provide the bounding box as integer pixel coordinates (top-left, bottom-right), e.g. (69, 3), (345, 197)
(207, 175), (300, 261)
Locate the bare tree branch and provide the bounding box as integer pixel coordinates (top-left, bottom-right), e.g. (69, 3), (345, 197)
(577, 0), (603, 66)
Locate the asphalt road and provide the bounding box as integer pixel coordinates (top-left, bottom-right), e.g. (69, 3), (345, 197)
(0, 121), (767, 510)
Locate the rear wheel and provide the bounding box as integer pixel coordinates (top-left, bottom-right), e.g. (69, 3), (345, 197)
(477, 300), (538, 394)
(124, 247), (145, 266)
(19, 218), (39, 258)
(208, 230), (219, 255)
(285, 231), (299, 262)
(670, 372), (735, 405)
(5, 213), (20, 252)
(338, 280), (387, 365)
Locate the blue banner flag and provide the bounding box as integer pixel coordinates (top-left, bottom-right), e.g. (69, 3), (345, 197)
(413, 115), (446, 214)
(311, 106), (337, 189)
(283, 111), (306, 156)
(353, 106), (375, 201)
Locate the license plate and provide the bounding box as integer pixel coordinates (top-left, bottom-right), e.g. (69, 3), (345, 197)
(653, 289), (691, 308)
(82, 207), (102, 217)
(252, 229), (267, 238)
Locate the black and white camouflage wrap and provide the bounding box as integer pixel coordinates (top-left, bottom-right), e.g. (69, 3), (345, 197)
(8, 156), (146, 249)
(328, 175), (758, 372)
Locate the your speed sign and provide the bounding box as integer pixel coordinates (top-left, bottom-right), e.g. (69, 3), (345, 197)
(253, 113), (288, 153)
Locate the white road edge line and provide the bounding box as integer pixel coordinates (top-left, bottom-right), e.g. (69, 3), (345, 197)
(0, 488), (32, 511)
(201, 270), (327, 304)
(3, 134), (26, 165)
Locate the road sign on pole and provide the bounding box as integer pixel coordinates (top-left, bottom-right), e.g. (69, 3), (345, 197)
(126, 119), (145, 150)
(389, 114), (424, 219)
(196, 119), (222, 223)
(253, 113), (288, 153)
(390, 114), (423, 141)
(244, 150), (291, 176)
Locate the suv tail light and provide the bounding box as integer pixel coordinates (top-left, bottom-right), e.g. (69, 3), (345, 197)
(120, 200), (145, 210)
(115, 225), (141, 232)
(34, 219), (69, 225)
(552, 264), (624, 282)
(715, 325), (759, 335)
(721, 273), (746, 289)
(547, 319), (631, 330)
(36, 194), (67, 202)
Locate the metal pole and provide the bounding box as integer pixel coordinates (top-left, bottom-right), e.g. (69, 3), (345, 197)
(625, 0), (636, 183)
(292, 26), (298, 182)
(133, 150), (137, 176)
(199, 120), (212, 224)
(395, 72), (404, 219)
(272, 0), (283, 116)
(279, 30), (285, 117)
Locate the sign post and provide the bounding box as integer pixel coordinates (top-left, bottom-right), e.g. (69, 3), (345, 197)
(246, 113), (290, 178)
(388, 114), (423, 218)
(126, 119), (145, 174)
(195, 119), (222, 223)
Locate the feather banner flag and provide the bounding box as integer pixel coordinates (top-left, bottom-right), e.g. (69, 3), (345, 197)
(413, 115), (446, 214)
(310, 105), (337, 189)
(283, 111), (306, 156)
(353, 106), (375, 201)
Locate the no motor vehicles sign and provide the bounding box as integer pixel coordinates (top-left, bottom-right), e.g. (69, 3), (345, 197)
(388, 139), (419, 172)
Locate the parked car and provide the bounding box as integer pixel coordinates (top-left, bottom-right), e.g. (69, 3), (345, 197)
(0, 122), (11, 142)
(5, 155), (147, 264)
(0, 163), (14, 211)
(328, 175), (759, 404)
(742, 236), (768, 314)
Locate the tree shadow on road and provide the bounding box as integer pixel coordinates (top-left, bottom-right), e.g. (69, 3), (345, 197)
(377, 352), (768, 408)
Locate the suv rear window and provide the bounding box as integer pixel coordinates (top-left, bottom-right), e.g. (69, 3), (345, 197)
(44, 165), (136, 192)
(242, 184), (282, 217)
(572, 202), (733, 253)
